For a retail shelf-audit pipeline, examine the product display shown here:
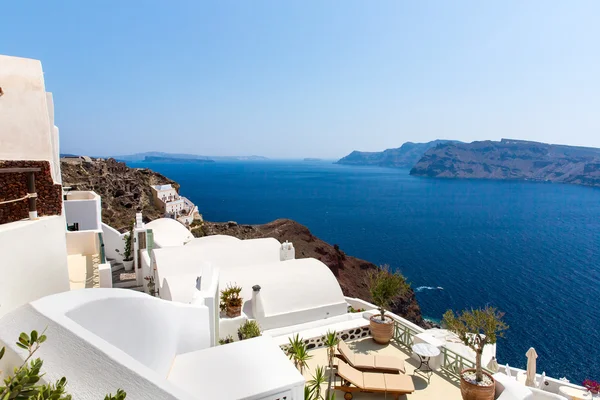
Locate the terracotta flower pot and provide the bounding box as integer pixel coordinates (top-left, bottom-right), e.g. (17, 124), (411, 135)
(226, 304), (242, 318)
(369, 315), (394, 344)
(460, 368), (495, 400)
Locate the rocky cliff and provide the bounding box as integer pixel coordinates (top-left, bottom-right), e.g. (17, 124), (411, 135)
(200, 219), (427, 326)
(337, 140), (455, 168)
(61, 157), (179, 232)
(410, 139), (600, 187)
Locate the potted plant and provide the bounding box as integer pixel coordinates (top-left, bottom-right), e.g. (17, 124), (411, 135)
(220, 283), (243, 318)
(367, 265), (409, 344)
(442, 306), (509, 400)
(122, 223), (134, 271)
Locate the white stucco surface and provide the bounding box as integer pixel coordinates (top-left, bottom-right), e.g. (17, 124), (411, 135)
(102, 223), (125, 262)
(221, 258), (348, 330)
(146, 218), (193, 248)
(64, 191), (102, 231)
(0, 216), (70, 318)
(168, 336), (304, 400)
(185, 235), (282, 266)
(66, 230), (100, 256)
(0, 289), (205, 399)
(0, 55), (59, 183)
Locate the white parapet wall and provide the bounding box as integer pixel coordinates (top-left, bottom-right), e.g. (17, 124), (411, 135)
(66, 230), (100, 256)
(64, 191), (102, 231)
(0, 215), (70, 318)
(102, 223), (125, 262)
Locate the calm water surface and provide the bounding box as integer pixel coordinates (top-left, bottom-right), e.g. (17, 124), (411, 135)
(129, 160), (600, 382)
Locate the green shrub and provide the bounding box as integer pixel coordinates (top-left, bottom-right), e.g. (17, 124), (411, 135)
(237, 320), (261, 341)
(368, 265), (409, 321)
(0, 329), (126, 399)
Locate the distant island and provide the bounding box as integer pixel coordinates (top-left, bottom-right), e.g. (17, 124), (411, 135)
(112, 151), (268, 162)
(410, 139), (600, 188)
(336, 140), (456, 168)
(143, 156), (215, 164)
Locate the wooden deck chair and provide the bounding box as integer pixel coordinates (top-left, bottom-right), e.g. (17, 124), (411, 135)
(336, 340), (406, 374)
(334, 359), (415, 400)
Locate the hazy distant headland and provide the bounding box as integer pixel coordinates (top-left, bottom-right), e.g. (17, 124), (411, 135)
(337, 138), (600, 188)
(336, 140), (458, 168)
(111, 151), (269, 163)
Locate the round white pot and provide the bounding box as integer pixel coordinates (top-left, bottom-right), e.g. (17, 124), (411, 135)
(123, 260), (134, 271)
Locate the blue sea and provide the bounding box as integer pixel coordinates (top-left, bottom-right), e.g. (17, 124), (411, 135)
(129, 160), (600, 383)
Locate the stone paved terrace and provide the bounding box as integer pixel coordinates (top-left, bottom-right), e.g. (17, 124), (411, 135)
(303, 337), (463, 400)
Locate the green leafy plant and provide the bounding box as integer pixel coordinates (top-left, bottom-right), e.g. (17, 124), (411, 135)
(286, 334), (312, 374)
(122, 222), (134, 262)
(237, 320), (261, 341)
(442, 306), (509, 383)
(219, 283), (243, 313)
(0, 329), (126, 399)
(323, 331), (338, 368)
(368, 265), (409, 321)
(304, 366), (335, 400)
(218, 335), (234, 345)
(348, 306), (365, 313)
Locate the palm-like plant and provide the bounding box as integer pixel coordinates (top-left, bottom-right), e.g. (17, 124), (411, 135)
(287, 334), (312, 374)
(323, 330), (339, 368)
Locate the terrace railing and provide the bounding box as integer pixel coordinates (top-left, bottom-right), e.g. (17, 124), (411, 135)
(392, 318), (419, 350)
(391, 317), (491, 379)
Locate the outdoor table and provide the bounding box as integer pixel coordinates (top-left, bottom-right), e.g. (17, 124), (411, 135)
(412, 342), (440, 382)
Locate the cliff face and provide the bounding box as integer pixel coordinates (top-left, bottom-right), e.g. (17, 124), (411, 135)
(336, 140), (455, 168)
(410, 139), (600, 187)
(201, 219), (426, 326)
(61, 158), (179, 232)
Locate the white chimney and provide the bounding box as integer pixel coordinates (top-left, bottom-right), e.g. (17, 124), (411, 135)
(251, 285), (265, 320)
(280, 240), (295, 261)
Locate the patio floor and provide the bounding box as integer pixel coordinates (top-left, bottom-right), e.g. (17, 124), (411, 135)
(303, 337), (463, 400)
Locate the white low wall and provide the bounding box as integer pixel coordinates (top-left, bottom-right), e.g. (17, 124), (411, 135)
(0, 216), (70, 318)
(98, 263), (112, 288)
(345, 296), (377, 312)
(102, 223), (125, 262)
(66, 231), (99, 256)
(64, 192), (102, 231)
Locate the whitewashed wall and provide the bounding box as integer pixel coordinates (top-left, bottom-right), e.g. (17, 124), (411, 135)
(64, 192), (102, 231)
(102, 223), (125, 262)
(66, 231), (99, 256)
(0, 55), (60, 183)
(0, 216), (70, 318)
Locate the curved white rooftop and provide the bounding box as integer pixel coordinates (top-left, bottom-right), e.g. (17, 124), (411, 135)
(185, 234), (241, 246)
(0, 289), (210, 399)
(184, 235), (281, 267)
(146, 218), (193, 248)
(222, 258), (346, 319)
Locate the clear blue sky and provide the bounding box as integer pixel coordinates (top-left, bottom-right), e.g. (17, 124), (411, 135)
(3, 1), (599, 158)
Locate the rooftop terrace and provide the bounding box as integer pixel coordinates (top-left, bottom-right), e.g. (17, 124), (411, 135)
(304, 337), (463, 400)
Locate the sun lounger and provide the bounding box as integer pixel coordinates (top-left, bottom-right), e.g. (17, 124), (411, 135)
(336, 340), (406, 374)
(334, 359), (415, 400)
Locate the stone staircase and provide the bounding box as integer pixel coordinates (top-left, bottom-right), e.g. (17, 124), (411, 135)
(108, 258), (144, 291)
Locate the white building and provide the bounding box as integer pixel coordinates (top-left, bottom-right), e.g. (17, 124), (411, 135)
(150, 184), (199, 226)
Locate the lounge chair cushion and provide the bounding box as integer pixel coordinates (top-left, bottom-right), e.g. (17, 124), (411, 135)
(375, 355), (406, 373)
(338, 341), (355, 364)
(338, 360), (364, 389)
(385, 374), (415, 393)
(363, 372), (386, 391)
(354, 354), (376, 369)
